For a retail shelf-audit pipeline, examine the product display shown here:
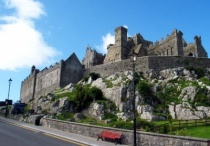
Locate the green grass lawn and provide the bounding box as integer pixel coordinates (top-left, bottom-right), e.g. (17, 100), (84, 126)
(175, 126), (210, 139)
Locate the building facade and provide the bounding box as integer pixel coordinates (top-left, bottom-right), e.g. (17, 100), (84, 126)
(102, 26), (207, 65)
(20, 53), (83, 103)
(20, 26), (208, 103)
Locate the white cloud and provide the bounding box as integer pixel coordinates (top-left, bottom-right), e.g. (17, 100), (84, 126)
(5, 0), (45, 19)
(123, 25), (128, 29)
(0, 0), (58, 70)
(96, 33), (115, 54)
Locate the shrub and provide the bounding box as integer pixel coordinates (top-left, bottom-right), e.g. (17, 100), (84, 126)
(88, 86), (103, 100)
(185, 67), (205, 79)
(103, 113), (118, 122)
(194, 68), (205, 79)
(110, 121), (133, 130)
(55, 112), (74, 121)
(136, 81), (159, 105)
(200, 77), (210, 86)
(56, 92), (76, 100)
(136, 118), (154, 130)
(72, 84), (104, 112)
(136, 81), (151, 97)
(24, 105), (30, 113)
(104, 79), (113, 88)
(193, 88), (210, 107)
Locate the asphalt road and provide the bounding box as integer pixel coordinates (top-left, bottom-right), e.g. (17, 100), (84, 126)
(0, 120), (86, 146)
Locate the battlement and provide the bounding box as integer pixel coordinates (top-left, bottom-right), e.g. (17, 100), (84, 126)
(148, 29), (183, 52)
(21, 26), (208, 104)
(84, 56), (210, 78)
(36, 62), (61, 78)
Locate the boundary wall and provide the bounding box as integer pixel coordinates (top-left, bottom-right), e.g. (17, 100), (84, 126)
(84, 56), (210, 78)
(42, 118), (210, 145)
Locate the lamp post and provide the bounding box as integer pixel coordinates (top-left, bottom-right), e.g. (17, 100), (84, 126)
(5, 78), (12, 118)
(129, 50), (138, 146)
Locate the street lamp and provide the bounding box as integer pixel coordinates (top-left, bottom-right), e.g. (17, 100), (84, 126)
(5, 78), (12, 118)
(129, 50), (138, 146)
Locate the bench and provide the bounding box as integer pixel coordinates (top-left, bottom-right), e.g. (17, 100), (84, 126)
(97, 130), (122, 145)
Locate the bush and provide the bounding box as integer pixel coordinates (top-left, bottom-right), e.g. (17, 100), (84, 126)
(185, 67), (205, 79)
(71, 84), (104, 112)
(103, 113), (118, 122)
(200, 77), (210, 86)
(88, 86), (103, 100)
(136, 118), (154, 130)
(104, 79), (113, 88)
(136, 81), (159, 105)
(110, 121), (133, 130)
(56, 92), (76, 101)
(55, 112), (74, 121)
(193, 88), (210, 107)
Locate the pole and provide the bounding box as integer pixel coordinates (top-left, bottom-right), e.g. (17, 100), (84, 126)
(8, 80), (11, 100)
(5, 78), (12, 118)
(132, 60), (136, 146)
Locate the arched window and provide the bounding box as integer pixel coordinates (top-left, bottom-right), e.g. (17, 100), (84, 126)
(188, 52), (195, 57)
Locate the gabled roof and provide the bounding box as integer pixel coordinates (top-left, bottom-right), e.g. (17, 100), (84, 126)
(65, 52), (82, 66)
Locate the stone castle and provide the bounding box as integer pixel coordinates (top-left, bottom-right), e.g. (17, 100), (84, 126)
(20, 26), (209, 103)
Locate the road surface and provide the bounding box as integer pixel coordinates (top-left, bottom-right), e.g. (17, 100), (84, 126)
(0, 119), (87, 146)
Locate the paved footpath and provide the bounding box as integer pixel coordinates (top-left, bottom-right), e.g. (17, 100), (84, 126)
(0, 116), (130, 146)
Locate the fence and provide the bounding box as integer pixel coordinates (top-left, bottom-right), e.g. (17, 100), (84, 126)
(156, 119), (210, 133)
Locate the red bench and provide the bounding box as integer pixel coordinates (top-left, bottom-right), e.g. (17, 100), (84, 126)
(97, 130), (122, 144)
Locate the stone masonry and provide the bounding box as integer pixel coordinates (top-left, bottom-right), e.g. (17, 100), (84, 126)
(42, 118), (210, 146)
(21, 26), (209, 104)
(20, 53), (83, 103)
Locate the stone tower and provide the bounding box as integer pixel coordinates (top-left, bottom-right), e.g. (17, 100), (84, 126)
(173, 29), (184, 56)
(194, 36), (207, 57)
(103, 26), (128, 63)
(115, 26), (128, 61)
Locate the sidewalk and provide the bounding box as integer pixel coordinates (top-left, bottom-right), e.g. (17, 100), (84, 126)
(0, 116), (130, 146)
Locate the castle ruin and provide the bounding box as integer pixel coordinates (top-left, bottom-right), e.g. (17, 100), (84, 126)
(20, 53), (83, 103)
(20, 26), (209, 103)
(83, 26), (207, 66)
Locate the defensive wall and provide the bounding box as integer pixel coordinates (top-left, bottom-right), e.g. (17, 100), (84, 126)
(83, 56), (210, 78)
(42, 118), (210, 145)
(34, 62), (62, 100)
(20, 53), (83, 103)
(20, 69), (38, 103)
(147, 29), (183, 56)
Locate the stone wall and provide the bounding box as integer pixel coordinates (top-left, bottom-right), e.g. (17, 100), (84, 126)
(147, 29), (183, 56)
(82, 46), (105, 68)
(84, 56), (210, 78)
(60, 53), (83, 87)
(34, 62), (61, 99)
(20, 69), (38, 103)
(184, 36), (207, 58)
(42, 118), (210, 146)
(20, 53), (83, 103)
(83, 26), (208, 67)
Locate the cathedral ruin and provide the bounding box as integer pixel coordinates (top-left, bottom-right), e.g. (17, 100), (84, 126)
(20, 26), (209, 103)
(83, 26), (207, 67)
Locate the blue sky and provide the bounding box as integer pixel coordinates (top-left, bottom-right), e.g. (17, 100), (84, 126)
(0, 0), (210, 102)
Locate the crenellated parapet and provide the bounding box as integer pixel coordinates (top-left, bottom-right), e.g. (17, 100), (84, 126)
(36, 62), (61, 78)
(20, 53), (83, 103)
(147, 29), (184, 56)
(21, 26), (208, 104)
(82, 45), (105, 68)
